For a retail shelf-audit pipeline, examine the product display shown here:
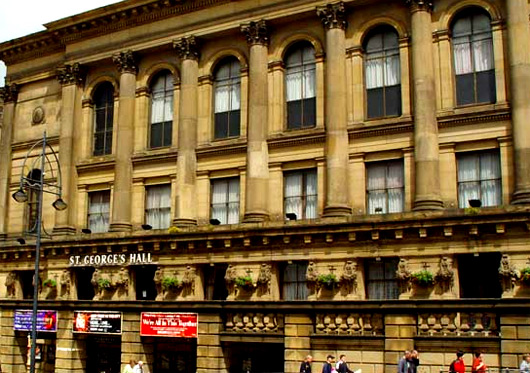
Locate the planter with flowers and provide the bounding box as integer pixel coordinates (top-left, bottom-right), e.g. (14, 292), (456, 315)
(235, 276), (255, 292)
(317, 273), (339, 290)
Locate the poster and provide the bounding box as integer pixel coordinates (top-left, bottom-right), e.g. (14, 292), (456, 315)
(14, 310), (57, 332)
(140, 312), (198, 338)
(72, 311), (122, 335)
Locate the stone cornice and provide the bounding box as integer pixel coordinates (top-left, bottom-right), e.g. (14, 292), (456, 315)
(0, 84), (18, 103)
(112, 50), (138, 74)
(56, 63), (86, 86)
(241, 20), (269, 46)
(173, 36), (201, 61)
(404, 0), (434, 13)
(316, 2), (347, 31)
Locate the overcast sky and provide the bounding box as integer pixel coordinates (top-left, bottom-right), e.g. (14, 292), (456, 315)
(0, 0), (123, 87)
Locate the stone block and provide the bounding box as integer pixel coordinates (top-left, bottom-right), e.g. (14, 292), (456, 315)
(419, 353), (444, 365)
(285, 349), (307, 362)
(399, 326), (416, 338)
(196, 346), (209, 357)
(198, 314), (221, 323)
(501, 326), (517, 339)
(501, 354), (519, 368)
(208, 323), (222, 334)
(385, 315), (415, 325)
(385, 325), (400, 338)
(385, 339), (414, 352)
(285, 324), (298, 336)
(285, 315), (312, 325)
(517, 326), (530, 339)
(358, 364), (375, 373)
(285, 361), (302, 373)
(285, 337), (310, 349)
(297, 324), (313, 336)
(482, 353), (499, 368)
(339, 351), (361, 363)
(197, 334), (220, 346)
(198, 322), (209, 334)
(385, 351), (400, 365)
(501, 341), (530, 354)
(501, 316), (530, 325)
(362, 351), (384, 363)
(375, 364), (384, 373)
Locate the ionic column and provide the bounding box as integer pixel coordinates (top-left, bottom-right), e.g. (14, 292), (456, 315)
(317, 2), (352, 217)
(506, 0), (530, 204)
(110, 50), (137, 232)
(0, 84), (18, 239)
(405, 0), (443, 210)
(173, 36), (200, 226)
(54, 63), (86, 235)
(241, 20), (270, 223)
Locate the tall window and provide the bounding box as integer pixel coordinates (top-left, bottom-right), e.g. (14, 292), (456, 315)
(281, 262), (308, 300)
(365, 258), (399, 300)
(25, 169), (41, 233)
(211, 178), (240, 224)
(452, 9), (495, 106)
(365, 27), (401, 118)
(93, 82), (114, 156)
(285, 42), (316, 129)
(150, 71), (173, 148)
(366, 160), (404, 214)
(214, 57), (241, 139)
(457, 150), (501, 208)
(88, 191), (110, 233)
(284, 169), (317, 220)
(145, 184), (171, 229)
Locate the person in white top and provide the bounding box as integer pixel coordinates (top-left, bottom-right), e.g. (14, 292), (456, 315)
(521, 354), (530, 373)
(133, 360), (144, 373)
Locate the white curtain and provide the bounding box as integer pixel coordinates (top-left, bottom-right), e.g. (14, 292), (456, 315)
(453, 14), (493, 75)
(367, 161), (404, 214)
(145, 185), (171, 229)
(305, 171), (317, 219)
(283, 263), (308, 300)
(458, 152), (501, 208)
(151, 72), (173, 124)
(367, 259), (399, 300)
(387, 162), (404, 213)
(227, 179), (240, 224)
(454, 40), (473, 75)
(480, 152), (501, 206)
(88, 191), (110, 233)
(211, 178), (240, 224)
(473, 37), (494, 72)
(367, 164), (387, 214)
(458, 154), (480, 208)
(215, 59), (240, 113)
(284, 173), (303, 219)
(286, 45), (316, 102)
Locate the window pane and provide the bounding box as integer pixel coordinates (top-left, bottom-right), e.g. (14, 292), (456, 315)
(367, 88), (384, 118)
(94, 133), (105, 156)
(145, 185), (171, 230)
(214, 112), (229, 139)
(211, 178), (240, 225)
(476, 70), (496, 104)
(385, 85), (402, 117)
(228, 110), (240, 138)
(150, 122), (163, 148)
(93, 82), (114, 156)
(287, 100), (302, 129)
(302, 97), (316, 128)
(163, 121), (172, 147)
(88, 191), (110, 233)
(456, 74), (475, 106)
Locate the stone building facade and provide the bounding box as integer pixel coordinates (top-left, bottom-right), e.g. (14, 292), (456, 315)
(0, 0), (530, 372)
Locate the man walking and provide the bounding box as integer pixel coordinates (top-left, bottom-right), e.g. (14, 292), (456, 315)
(337, 355), (354, 373)
(322, 355), (335, 373)
(300, 355), (313, 373)
(450, 351), (466, 373)
(398, 351), (411, 373)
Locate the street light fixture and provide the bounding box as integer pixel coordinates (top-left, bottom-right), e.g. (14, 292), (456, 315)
(11, 131), (66, 373)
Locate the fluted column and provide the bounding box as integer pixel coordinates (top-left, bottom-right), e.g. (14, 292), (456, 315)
(507, 0), (530, 204)
(241, 20), (270, 223)
(0, 84), (18, 239)
(110, 50), (137, 232)
(54, 63), (85, 235)
(406, 0), (443, 210)
(317, 2), (351, 217)
(173, 36), (199, 227)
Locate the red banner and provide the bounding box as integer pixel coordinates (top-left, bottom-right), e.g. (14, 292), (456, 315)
(140, 312), (198, 338)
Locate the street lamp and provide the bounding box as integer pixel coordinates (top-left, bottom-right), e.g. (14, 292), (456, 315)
(11, 131), (66, 373)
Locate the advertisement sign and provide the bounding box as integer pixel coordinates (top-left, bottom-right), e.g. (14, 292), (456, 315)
(140, 312), (198, 338)
(73, 311), (122, 335)
(14, 310), (58, 332)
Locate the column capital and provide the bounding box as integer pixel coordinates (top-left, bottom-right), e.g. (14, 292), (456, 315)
(240, 20), (269, 46)
(316, 2), (348, 31)
(112, 50), (138, 74)
(404, 0), (434, 13)
(0, 83), (18, 103)
(173, 36), (200, 61)
(56, 63), (86, 86)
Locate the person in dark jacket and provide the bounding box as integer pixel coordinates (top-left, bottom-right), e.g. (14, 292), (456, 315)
(337, 355), (354, 373)
(398, 351), (411, 373)
(322, 355), (335, 373)
(300, 355), (313, 373)
(408, 350), (420, 373)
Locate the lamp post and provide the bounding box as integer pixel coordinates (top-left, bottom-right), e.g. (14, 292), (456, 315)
(12, 131), (66, 373)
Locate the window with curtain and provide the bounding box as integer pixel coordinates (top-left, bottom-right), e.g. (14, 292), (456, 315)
(457, 150), (501, 208)
(214, 57), (241, 139)
(25, 169), (42, 233)
(284, 169), (317, 220)
(145, 184), (171, 229)
(366, 160), (404, 214)
(88, 191), (110, 233)
(285, 42), (316, 129)
(211, 177), (240, 224)
(150, 71), (174, 148)
(365, 258), (399, 300)
(365, 27), (401, 119)
(452, 9), (496, 106)
(93, 82), (114, 156)
(281, 262), (308, 300)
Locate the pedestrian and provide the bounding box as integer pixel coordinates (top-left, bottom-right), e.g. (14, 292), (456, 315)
(398, 351), (411, 373)
(449, 351), (465, 373)
(322, 355), (335, 373)
(123, 360), (135, 373)
(520, 354), (530, 373)
(337, 355), (354, 373)
(409, 350), (420, 373)
(472, 352), (486, 373)
(133, 360), (144, 373)
(300, 355), (313, 373)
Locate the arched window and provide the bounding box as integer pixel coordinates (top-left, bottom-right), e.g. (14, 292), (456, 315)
(214, 57), (241, 139)
(93, 82), (114, 156)
(285, 42), (316, 129)
(452, 9), (495, 106)
(150, 71), (174, 148)
(364, 27), (401, 119)
(25, 169), (41, 233)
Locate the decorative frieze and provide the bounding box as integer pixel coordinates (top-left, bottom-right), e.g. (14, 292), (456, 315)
(225, 313), (282, 333)
(240, 20), (268, 46)
(418, 312), (499, 336)
(498, 254), (519, 296)
(56, 63), (86, 86)
(173, 36), (200, 60)
(0, 83), (18, 103)
(315, 313), (384, 335)
(112, 50), (137, 74)
(404, 0), (434, 12)
(316, 2), (347, 31)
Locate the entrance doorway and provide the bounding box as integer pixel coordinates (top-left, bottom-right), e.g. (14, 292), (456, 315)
(86, 335), (121, 373)
(224, 342), (284, 373)
(153, 339), (197, 373)
(458, 253), (502, 298)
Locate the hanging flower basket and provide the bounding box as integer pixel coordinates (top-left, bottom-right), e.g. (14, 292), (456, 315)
(317, 274), (338, 289)
(162, 277), (181, 291)
(235, 276), (255, 291)
(411, 270), (435, 287)
(520, 268), (530, 285)
(43, 279), (57, 288)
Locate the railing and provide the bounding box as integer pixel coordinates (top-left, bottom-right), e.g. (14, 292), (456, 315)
(417, 312), (499, 336)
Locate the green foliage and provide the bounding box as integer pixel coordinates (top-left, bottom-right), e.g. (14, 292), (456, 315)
(97, 278), (112, 289)
(520, 267), (530, 284)
(162, 277), (180, 291)
(168, 226), (180, 234)
(235, 276), (254, 289)
(317, 273), (338, 289)
(43, 279), (56, 288)
(411, 270), (434, 287)
(464, 207), (480, 215)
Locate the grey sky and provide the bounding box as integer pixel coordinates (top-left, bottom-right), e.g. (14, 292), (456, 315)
(0, 0), (123, 87)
